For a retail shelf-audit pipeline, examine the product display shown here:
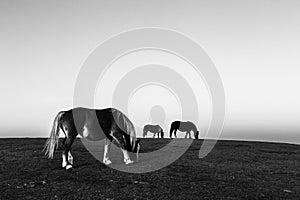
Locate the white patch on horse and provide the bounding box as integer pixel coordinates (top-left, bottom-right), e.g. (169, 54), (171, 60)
(82, 124), (89, 138)
(103, 139), (112, 165)
(68, 151), (73, 165)
(62, 154), (67, 168)
(66, 164), (72, 170)
(121, 149), (133, 165)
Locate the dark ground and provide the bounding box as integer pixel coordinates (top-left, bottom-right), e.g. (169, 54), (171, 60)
(0, 138), (299, 200)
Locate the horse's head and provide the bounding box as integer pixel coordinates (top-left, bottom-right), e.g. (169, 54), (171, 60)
(142, 130), (147, 137)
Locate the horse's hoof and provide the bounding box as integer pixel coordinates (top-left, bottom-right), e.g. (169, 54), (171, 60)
(103, 159), (112, 165)
(125, 159), (134, 165)
(66, 164), (73, 170)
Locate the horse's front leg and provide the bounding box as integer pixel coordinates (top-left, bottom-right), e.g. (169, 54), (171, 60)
(68, 151), (73, 165)
(103, 139), (112, 165)
(111, 131), (134, 165)
(121, 149), (134, 165)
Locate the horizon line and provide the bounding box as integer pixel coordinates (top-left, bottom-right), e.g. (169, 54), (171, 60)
(0, 137), (299, 146)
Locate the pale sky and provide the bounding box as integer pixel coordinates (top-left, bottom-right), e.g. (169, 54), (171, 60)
(0, 0), (299, 144)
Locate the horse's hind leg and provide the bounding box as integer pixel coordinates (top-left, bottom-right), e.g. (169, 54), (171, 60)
(62, 134), (76, 170)
(61, 129), (68, 168)
(62, 144), (74, 167)
(61, 140), (68, 168)
(169, 129), (173, 138)
(103, 138), (112, 165)
(174, 129), (178, 138)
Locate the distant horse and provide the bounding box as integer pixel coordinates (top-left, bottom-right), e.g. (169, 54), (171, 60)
(169, 121), (199, 139)
(44, 107), (141, 170)
(143, 124), (164, 138)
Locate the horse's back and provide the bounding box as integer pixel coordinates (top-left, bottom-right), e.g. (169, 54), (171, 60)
(70, 107), (116, 123)
(143, 124), (149, 130)
(69, 107), (135, 131)
(144, 124), (162, 133)
(143, 124), (153, 131)
(61, 107), (125, 140)
(171, 121), (180, 128)
(179, 121), (196, 131)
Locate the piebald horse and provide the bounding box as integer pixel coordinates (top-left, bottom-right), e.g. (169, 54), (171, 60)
(143, 124), (164, 138)
(44, 107), (140, 170)
(169, 121), (199, 139)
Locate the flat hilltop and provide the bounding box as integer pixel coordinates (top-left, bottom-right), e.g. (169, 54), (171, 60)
(0, 138), (299, 199)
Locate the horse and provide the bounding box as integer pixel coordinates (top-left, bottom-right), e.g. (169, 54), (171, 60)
(169, 121), (199, 139)
(143, 124), (164, 138)
(44, 107), (141, 170)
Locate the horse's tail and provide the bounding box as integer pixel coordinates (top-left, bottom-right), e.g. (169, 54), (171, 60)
(43, 111), (65, 159)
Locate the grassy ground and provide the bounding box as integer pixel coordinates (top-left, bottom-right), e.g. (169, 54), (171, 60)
(0, 138), (299, 199)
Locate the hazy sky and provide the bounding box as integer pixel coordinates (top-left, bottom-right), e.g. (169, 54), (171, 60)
(0, 0), (299, 144)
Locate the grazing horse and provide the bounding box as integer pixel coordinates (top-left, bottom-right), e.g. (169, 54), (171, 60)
(143, 124), (164, 138)
(44, 107), (141, 170)
(169, 121), (199, 139)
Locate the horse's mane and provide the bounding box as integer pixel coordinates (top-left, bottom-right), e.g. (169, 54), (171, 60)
(111, 108), (138, 151)
(111, 108), (136, 137)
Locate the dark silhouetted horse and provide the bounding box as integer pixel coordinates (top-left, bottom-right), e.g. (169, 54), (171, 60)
(169, 121), (199, 139)
(44, 107), (140, 170)
(143, 124), (164, 138)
